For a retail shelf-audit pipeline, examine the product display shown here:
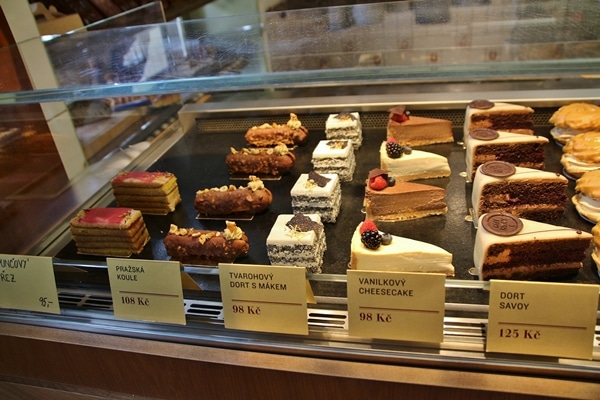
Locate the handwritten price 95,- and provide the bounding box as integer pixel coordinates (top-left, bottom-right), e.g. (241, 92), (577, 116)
(232, 305), (261, 315)
(39, 296), (53, 308)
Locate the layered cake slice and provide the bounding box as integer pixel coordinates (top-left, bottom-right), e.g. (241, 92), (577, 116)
(226, 143), (295, 178)
(549, 102), (600, 145)
(380, 138), (450, 181)
(194, 176), (272, 218)
(572, 169), (600, 223)
(560, 131), (600, 179)
(386, 105), (453, 146)
(364, 169), (447, 221)
(325, 112), (363, 148)
(463, 99), (534, 143)
(266, 213), (326, 273)
(311, 139), (356, 182)
(471, 161), (568, 223)
(465, 128), (548, 182)
(164, 221), (249, 266)
(111, 171), (182, 215)
(350, 220), (454, 276)
(70, 207), (150, 257)
(474, 212), (592, 280)
(290, 171), (341, 223)
(245, 113), (308, 147)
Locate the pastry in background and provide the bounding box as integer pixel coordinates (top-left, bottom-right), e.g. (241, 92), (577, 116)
(245, 113), (308, 147)
(592, 222), (600, 273)
(194, 176), (272, 218)
(387, 105), (453, 146)
(560, 131), (600, 179)
(111, 171), (181, 215)
(572, 169), (600, 223)
(290, 171), (341, 223)
(226, 143), (295, 178)
(325, 112), (363, 149)
(311, 139), (356, 182)
(549, 103), (600, 145)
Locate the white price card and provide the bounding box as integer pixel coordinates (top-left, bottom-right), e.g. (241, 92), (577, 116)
(107, 258), (185, 325)
(347, 270), (446, 343)
(0, 254), (60, 314)
(487, 280), (599, 359)
(219, 263), (310, 335)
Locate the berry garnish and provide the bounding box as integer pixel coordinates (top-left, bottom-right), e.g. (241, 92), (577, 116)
(369, 175), (388, 190)
(386, 139), (403, 159)
(381, 232), (393, 245)
(387, 176), (396, 187)
(360, 219), (378, 234)
(361, 229), (382, 250)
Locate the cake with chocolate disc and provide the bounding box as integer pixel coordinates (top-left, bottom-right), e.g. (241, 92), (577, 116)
(463, 99), (534, 143)
(364, 169), (447, 221)
(266, 213), (326, 273)
(311, 139), (356, 182)
(163, 221), (249, 266)
(560, 131), (600, 179)
(111, 171), (182, 215)
(325, 112), (363, 148)
(572, 169), (600, 223)
(245, 113), (308, 147)
(465, 128), (548, 182)
(386, 105), (453, 146)
(549, 103), (600, 145)
(592, 222), (600, 273)
(474, 212), (592, 280)
(226, 143), (295, 178)
(290, 171), (341, 223)
(350, 219), (454, 276)
(194, 176), (272, 217)
(471, 161), (568, 223)
(380, 138), (450, 181)
(70, 207), (150, 257)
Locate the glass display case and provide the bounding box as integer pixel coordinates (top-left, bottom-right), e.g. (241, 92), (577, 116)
(1, 1), (599, 398)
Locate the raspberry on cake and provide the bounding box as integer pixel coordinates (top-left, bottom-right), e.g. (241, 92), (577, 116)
(572, 169), (600, 223)
(245, 113), (308, 147)
(111, 171), (182, 215)
(226, 143), (296, 178)
(387, 105), (453, 146)
(560, 131), (600, 179)
(69, 207), (150, 257)
(163, 221), (249, 266)
(194, 176), (272, 218)
(364, 169), (447, 221)
(380, 138), (450, 181)
(465, 128), (548, 182)
(266, 213), (326, 273)
(549, 103), (600, 145)
(325, 112), (363, 148)
(290, 171), (341, 223)
(463, 99), (534, 143)
(350, 219), (454, 276)
(311, 139), (356, 182)
(474, 212), (592, 280)
(471, 161), (568, 223)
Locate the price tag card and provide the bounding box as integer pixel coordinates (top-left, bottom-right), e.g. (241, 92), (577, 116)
(107, 258), (185, 325)
(347, 270), (446, 343)
(0, 254), (60, 314)
(219, 263), (309, 335)
(487, 280), (599, 359)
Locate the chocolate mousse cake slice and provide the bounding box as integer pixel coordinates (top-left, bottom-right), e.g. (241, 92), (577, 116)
(386, 106), (453, 146)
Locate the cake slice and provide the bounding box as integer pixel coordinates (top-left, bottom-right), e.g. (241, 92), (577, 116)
(111, 171), (181, 215)
(474, 212), (592, 280)
(350, 220), (454, 276)
(325, 112), (363, 148)
(572, 169), (600, 223)
(463, 99), (534, 143)
(380, 139), (450, 181)
(465, 128), (548, 182)
(386, 105), (453, 146)
(163, 221), (249, 266)
(70, 207), (150, 256)
(290, 171), (341, 223)
(364, 169), (447, 221)
(266, 213), (326, 273)
(471, 161), (568, 223)
(311, 139), (356, 182)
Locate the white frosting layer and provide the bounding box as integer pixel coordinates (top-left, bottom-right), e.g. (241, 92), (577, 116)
(463, 102), (533, 142)
(560, 153), (600, 178)
(290, 173), (339, 198)
(471, 164), (567, 222)
(312, 139), (353, 159)
(550, 126), (583, 144)
(325, 112), (361, 130)
(572, 194), (600, 223)
(379, 142), (450, 180)
(350, 225), (454, 275)
(465, 130), (548, 182)
(473, 214), (592, 279)
(267, 214), (322, 246)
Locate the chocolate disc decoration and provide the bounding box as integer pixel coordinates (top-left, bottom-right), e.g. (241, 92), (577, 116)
(470, 128), (499, 141)
(481, 212), (523, 237)
(469, 99), (495, 109)
(368, 168), (388, 180)
(480, 161), (516, 178)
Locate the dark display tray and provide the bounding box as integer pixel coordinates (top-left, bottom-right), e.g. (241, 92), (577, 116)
(55, 119), (599, 300)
